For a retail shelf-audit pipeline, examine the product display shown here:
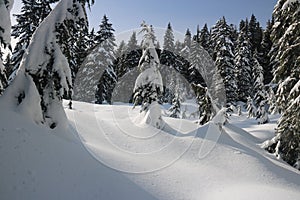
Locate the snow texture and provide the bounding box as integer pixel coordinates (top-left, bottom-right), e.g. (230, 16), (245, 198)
(1, 101), (300, 200)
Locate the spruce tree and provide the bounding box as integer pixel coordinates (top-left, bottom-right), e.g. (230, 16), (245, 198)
(9, 0), (57, 82)
(211, 17), (236, 104)
(266, 0), (300, 170)
(260, 20), (273, 84)
(199, 24), (212, 55)
(95, 15), (115, 44)
(248, 14), (263, 53)
(94, 15), (117, 104)
(235, 20), (253, 102)
(133, 22), (163, 129)
(0, 0), (13, 94)
(163, 22), (175, 52)
(2, 0), (94, 128)
(127, 31), (139, 52)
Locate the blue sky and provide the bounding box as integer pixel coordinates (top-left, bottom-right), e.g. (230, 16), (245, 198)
(87, 0), (278, 34)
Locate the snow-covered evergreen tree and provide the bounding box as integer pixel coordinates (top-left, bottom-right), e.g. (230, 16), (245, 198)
(211, 17), (236, 104)
(246, 97), (256, 118)
(248, 14), (263, 53)
(95, 14), (114, 44)
(163, 22), (175, 52)
(115, 40), (127, 59)
(180, 29), (192, 60)
(0, 0), (13, 94)
(127, 31), (139, 52)
(133, 22), (163, 129)
(94, 15), (117, 104)
(265, 0), (300, 170)
(252, 56), (268, 107)
(9, 0), (57, 83)
(1, 0), (93, 128)
(199, 24), (212, 55)
(235, 20), (253, 102)
(260, 20), (273, 84)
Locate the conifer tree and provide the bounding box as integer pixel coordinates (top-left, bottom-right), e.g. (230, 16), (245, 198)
(2, 0), (94, 128)
(260, 20), (273, 84)
(211, 17), (236, 104)
(199, 24), (212, 55)
(94, 15), (117, 104)
(0, 0), (13, 94)
(163, 22), (175, 52)
(265, 0), (300, 170)
(9, 0), (58, 82)
(127, 31), (139, 52)
(235, 20), (253, 102)
(133, 22), (163, 129)
(95, 14), (115, 44)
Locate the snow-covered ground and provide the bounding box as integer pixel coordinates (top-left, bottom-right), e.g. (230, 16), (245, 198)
(1, 101), (300, 200)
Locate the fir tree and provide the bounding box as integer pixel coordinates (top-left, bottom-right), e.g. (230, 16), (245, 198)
(235, 20), (253, 102)
(3, 0), (94, 128)
(163, 22), (175, 52)
(9, 0), (57, 82)
(266, 0), (300, 170)
(0, 0), (13, 94)
(248, 14), (263, 53)
(95, 15), (115, 44)
(94, 15), (117, 104)
(211, 17), (236, 104)
(199, 24), (212, 55)
(260, 20), (273, 84)
(133, 22), (163, 129)
(127, 31), (139, 52)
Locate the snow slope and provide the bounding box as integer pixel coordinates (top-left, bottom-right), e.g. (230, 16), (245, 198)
(1, 101), (300, 200)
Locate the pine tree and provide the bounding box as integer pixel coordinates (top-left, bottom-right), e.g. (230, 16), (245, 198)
(246, 97), (256, 118)
(248, 14), (263, 53)
(235, 20), (253, 102)
(127, 31), (139, 52)
(133, 22), (163, 129)
(94, 15), (117, 104)
(260, 20), (273, 84)
(199, 24), (212, 55)
(9, 0), (57, 82)
(163, 22), (175, 52)
(95, 15), (115, 44)
(115, 40), (127, 59)
(211, 17), (236, 104)
(2, 0), (94, 128)
(266, 0), (300, 170)
(0, 0), (13, 94)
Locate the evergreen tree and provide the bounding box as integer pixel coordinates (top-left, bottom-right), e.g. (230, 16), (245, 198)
(211, 17), (236, 104)
(133, 22), (163, 129)
(199, 24), (212, 55)
(3, 0), (94, 128)
(163, 22), (175, 52)
(9, 0), (57, 82)
(235, 20), (253, 102)
(260, 20), (273, 84)
(266, 0), (300, 170)
(246, 97), (256, 118)
(127, 31), (139, 52)
(174, 40), (183, 56)
(248, 14), (263, 53)
(115, 40), (127, 59)
(0, 0), (13, 94)
(95, 14), (115, 44)
(94, 15), (117, 104)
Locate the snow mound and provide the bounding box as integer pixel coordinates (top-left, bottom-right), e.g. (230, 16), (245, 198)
(1, 101), (300, 200)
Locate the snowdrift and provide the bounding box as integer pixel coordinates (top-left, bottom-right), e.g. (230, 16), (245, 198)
(0, 101), (300, 200)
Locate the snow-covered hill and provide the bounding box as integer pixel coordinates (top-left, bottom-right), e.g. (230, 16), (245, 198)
(0, 101), (300, 200)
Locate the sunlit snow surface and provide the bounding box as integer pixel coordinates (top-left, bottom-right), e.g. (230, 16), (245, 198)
(0, 100), (300, 200)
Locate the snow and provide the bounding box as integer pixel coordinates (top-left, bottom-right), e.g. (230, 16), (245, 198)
(1, 100), (300, 200)
(0, 0), (13, 46)
(282, 0), (299, 10)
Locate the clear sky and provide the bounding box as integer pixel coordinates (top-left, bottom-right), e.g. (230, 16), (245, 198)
(86, 0), (278, 34)
(10, 0), (278, 43)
